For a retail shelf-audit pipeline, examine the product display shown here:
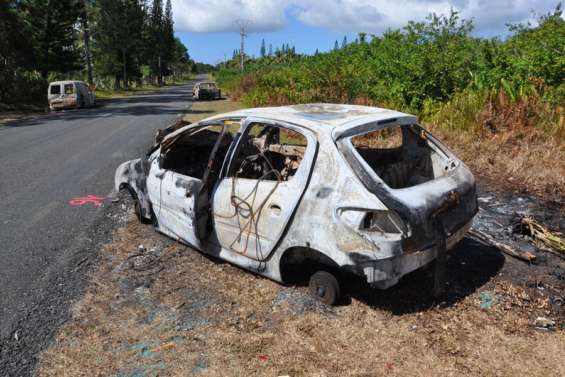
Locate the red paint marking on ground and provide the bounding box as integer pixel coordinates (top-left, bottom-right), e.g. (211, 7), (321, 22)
(257, 354), (269, 362)
(69, 195), (105, 207)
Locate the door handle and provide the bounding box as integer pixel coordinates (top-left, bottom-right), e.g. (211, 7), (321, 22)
(269, 203), (282, 215)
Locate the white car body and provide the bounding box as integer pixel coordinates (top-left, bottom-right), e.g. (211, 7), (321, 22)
(115, 104), (477, 291)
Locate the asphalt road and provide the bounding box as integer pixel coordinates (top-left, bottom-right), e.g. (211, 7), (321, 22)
(0, 82), (195, 375)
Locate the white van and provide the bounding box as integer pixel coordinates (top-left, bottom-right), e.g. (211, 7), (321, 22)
(48, 81), (96, 110)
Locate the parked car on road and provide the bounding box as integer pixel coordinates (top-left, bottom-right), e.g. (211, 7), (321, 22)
(48, 80), (96, 110)
(115, 104), (478, 304)
(192, 81), (221, 100)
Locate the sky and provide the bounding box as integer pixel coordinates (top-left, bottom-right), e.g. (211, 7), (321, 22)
(172, 0), (562, 64)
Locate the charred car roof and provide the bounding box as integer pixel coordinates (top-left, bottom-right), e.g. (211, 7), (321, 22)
(166, 104), (418, 143)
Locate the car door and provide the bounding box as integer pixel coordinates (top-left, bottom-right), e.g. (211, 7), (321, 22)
(212, 117), (317, 261)
(148, 124), (233, 250)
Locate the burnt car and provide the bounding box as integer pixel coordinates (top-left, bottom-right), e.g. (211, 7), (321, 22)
(192, 81), (221, 100)
(115, 104), (477, 305)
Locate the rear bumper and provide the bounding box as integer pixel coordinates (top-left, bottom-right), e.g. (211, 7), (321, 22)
(361, 219), (472, 289)
(49, 99), (77, 110)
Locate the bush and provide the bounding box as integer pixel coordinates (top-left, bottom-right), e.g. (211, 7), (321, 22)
(216, 7), (564, 137)
(0, 70), (47, 108)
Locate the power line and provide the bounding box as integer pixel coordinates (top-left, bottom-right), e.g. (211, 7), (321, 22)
(234, 19), (251, 71)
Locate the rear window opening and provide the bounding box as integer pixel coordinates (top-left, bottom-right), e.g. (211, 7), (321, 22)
(351, 125), (451, 189)
(64, 84), (74, 94)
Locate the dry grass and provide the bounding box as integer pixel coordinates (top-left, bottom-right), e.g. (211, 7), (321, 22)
(183, 99), (245, 125)
(428, 125), (565, 200)
(39, 207), (564, 377)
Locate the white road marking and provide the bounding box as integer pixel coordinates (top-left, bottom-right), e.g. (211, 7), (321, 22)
(100, 113), (112, 117)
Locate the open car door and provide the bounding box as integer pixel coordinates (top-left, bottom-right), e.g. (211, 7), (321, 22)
(149, 123), (233, 250)
(212, 117), (317, 261)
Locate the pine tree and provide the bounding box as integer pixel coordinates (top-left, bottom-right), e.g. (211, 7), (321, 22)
(260, 39), (266, 58)
(94, 0), (145, 89)
(148, 0), (164, 85)
(162, 0), (175, 78)
(170, 37), (192, 79)
(342, 36), (347, 48)
(268, 43), (273, 56)
(334, 40), (339, 50)
(21, 0), (82, 79)
(0, 1), (35, 104)
(80, 0), (94, 84)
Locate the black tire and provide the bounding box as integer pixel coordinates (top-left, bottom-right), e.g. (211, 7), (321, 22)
(309, 270), (340, 305)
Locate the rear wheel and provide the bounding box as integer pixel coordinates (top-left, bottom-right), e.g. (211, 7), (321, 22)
(309, 270), (340, 305)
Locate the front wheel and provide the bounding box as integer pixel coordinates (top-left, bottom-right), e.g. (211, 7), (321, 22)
(309, 271), (340, 305)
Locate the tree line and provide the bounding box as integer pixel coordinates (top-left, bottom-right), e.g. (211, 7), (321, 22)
(0, 0), (194, 107)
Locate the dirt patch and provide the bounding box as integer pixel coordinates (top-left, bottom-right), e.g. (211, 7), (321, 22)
(38, 192), (564, 377)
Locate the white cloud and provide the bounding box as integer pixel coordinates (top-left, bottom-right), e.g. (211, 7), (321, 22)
(171, 0), (289, 32)
(172, 0), (561, 35)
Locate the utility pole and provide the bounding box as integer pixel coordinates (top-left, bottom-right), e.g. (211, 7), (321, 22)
(234, 19), (251, 71)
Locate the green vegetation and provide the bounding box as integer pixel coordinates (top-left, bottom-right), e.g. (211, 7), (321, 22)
(0, 0), (195, 109)
(216, 7), (565, 137)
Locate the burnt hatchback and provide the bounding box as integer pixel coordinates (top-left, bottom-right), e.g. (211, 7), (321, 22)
(115, 104), (477, 304)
